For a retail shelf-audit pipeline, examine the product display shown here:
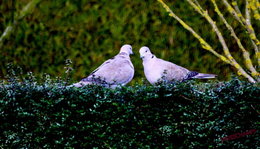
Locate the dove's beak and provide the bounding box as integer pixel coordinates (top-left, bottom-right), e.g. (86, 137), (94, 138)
(140, 56), (144, 59)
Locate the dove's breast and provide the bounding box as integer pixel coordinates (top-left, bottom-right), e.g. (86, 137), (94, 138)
(143, 60), (162, 84)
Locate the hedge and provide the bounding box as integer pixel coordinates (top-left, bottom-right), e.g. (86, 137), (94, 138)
(1, 77), (259, 148)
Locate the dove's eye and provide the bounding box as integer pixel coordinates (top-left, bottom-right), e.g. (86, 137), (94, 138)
(145, 50), (148, 52)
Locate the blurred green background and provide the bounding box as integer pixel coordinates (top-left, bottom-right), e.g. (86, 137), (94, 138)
(0, 0), (259, 84)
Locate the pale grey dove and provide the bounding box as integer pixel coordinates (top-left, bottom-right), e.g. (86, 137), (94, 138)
(73, 44), (134, 88)
(139, 46), (216, 85)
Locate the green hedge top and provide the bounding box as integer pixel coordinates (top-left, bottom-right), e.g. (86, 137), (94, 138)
(1, 78), (259, 148)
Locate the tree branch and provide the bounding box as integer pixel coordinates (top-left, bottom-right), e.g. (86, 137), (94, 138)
(248, 0), (260, 21)
(157, 0), (231, 65)
(246, 0), (260, 68)
(211, 0), (259, 78)
(245, 0), (251, 24)
(223, 0), (260, 67)
(231, 1), (242, 17)
(187, 0), (256, 83)
(0, 0), (41, 48)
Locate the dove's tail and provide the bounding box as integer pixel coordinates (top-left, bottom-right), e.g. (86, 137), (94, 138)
(193, 73), (217, 79)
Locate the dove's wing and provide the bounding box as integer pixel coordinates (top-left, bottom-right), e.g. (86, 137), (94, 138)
(155, 58), (190, 81)
(157, 58), (216, 81)
(88, 57), (115, 76)
(81, 53), (134, 86)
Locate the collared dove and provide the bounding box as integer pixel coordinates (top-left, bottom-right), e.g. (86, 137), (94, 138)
(139, 46), (216, 84)
(73, 44), (134, 88)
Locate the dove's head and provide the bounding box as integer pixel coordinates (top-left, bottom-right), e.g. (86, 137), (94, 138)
(120, 44), (133, 55)
(139, 46), (155, 61)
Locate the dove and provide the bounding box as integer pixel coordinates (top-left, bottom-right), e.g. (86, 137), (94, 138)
(139, 46), (216, 85)
(73, 44), (134, 88)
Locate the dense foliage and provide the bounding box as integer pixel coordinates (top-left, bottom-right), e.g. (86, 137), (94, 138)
(1, 0), (259, 83)
(1, 77), (259, 148)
